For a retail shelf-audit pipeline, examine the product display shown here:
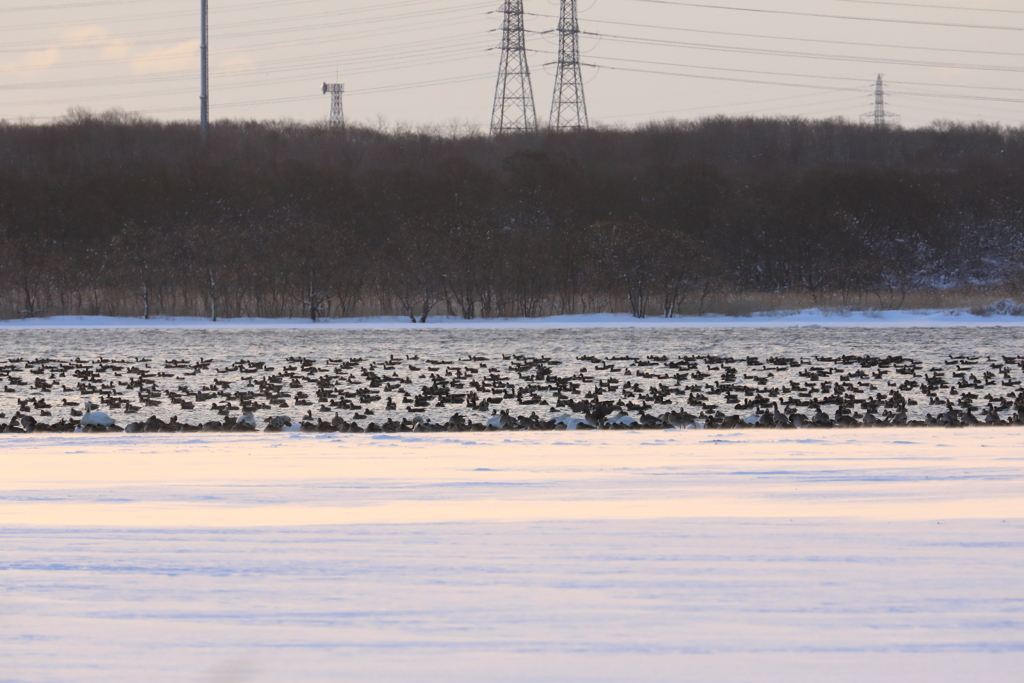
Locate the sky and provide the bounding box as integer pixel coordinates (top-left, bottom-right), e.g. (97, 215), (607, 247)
(1, 0), (1022, 130)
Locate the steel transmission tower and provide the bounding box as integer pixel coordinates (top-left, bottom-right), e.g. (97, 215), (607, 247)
(550, 0), (587, 131)
(863, 74), (899, 127)
(322, 83), (345, 128)
(490, 0), (537, 135)
(200, 0), (209, 143)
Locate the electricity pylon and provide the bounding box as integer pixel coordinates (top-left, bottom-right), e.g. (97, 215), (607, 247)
(550, 0), (587, 131)
(490, 0), (537, 135)
(323, 83), (345, 128)
(862, 74), (900, 128)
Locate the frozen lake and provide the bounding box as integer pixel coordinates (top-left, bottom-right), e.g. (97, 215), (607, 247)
(4, 323), (1022, 361)
(2, 430), (1024, 682)
(3, 326), (1024, 429)
(2, 325), (1023, 681)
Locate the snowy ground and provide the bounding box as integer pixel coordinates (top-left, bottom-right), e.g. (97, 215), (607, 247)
(3, 308), (1024, 329)
(2, 430), (1023, 682)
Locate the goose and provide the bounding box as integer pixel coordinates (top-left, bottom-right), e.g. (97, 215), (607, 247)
(811, 406), (831, 427)
(638, 413), (664, 428)
(770, 403), (789, 426)
(667, 410), (697, 430)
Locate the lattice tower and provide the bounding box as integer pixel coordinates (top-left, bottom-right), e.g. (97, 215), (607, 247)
(862, 74), (900, 127)
(550, 0), (588, 131)
(322, 83), (345, 128)
(490, 0), (537, 135)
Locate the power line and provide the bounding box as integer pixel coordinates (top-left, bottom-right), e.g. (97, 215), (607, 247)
(0, 0), (162, 15)
(4, 0), (1022, 126)
(0, 0), (489, 51)
(0, 10), (494, 85)
(1, 22), (495, 78)
(825, 0), (1024, 15)
(2, 7), (193, 31)
(0, 0), (467, 23)
(3, 48), (494, 107)
(117, 74), (495, 117)
(594, 61), (1024, 105)
(601, 90), (867, 120)
(0, 41), (493, 94)
(523, 13), (1024, 60)
(595, 63), (867, 95)
(594, 32), (1024, 75)
(207, 2), (492, 40)
(631, 0), (1024, 32)
(5, 72), (494, 122)
(592, 52), (872, 87)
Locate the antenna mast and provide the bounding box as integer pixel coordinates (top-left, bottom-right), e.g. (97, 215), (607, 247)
(490, 0), (537, 135)
(323, 83), (345, 128)
(200, 0), (209, 142)
(550, 0), (588, 131)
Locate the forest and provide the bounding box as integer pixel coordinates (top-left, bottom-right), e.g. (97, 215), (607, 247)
(1, 109), (1023, 320)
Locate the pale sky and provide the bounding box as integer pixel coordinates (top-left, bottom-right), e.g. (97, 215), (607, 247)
(1, 0), (1022, 130)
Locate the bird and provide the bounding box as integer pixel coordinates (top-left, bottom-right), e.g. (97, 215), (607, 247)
(81, 401), (115, 427)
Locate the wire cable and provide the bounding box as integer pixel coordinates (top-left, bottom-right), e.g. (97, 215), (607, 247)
(630, 0), (1024, 32)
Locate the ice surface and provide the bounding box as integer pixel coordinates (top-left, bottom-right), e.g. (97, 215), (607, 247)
(4, 325), (1024, 429)
(3, 308), (1024, 329)
(2, 431), (1023, 682)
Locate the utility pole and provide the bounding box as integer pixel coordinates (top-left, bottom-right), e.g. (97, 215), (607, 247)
(200, 0), (209, 143)
(550, 0), (587, 131)
(323, 83), (345, 128)
(490, 0), (537, 136)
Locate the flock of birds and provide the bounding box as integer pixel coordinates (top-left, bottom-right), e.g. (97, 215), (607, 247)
(3, 350), (1024, 433)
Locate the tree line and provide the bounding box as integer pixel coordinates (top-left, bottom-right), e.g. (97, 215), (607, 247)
(1, 108), (1023, 320)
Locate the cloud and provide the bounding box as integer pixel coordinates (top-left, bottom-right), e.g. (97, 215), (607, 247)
(102, 40), (133, 61)
(131, 40), (199, 75)
(63, 25), (107, 47)
(1, 48), (61, 73)
(62, 25), (134, 61)
(217, 56), (254, 75)
(25, 49), (61, 70)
